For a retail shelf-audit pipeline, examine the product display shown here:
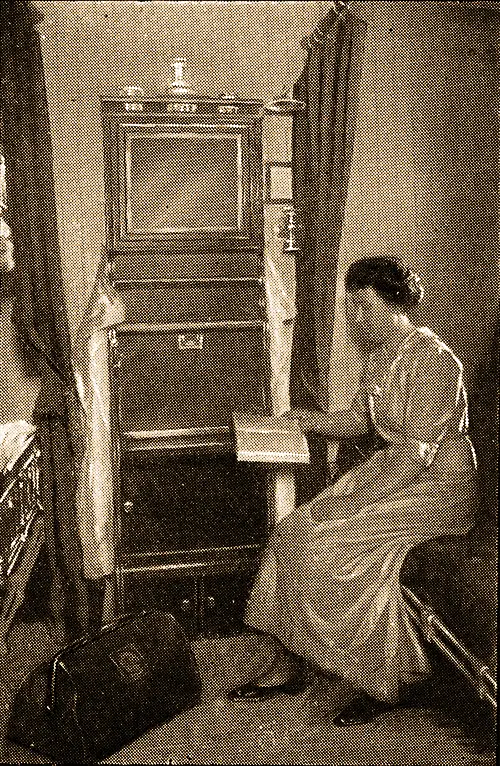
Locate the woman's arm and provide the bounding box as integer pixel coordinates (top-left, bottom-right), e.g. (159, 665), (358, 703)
(283, 408), (370, 439)
(310, 446), (425, 522)
(349, 447), (422, 504)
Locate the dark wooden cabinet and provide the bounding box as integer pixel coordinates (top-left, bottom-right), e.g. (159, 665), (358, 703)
(118, 452), (269, 554)
(102, 96), (265, 279)
(102, 95), (270, 636)
(115, 321), (269, 437)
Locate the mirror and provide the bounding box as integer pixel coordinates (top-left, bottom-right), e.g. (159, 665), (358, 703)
(125, 132), (243, 235)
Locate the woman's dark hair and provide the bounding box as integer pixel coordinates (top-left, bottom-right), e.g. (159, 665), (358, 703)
(345, 256), (424, 308)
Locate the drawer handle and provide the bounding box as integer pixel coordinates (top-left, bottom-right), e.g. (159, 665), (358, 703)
(123, 500), (134, 515)
(178, 333), (203, 351)
(206, 596), (215, 610)
(181, 598), (192, 612)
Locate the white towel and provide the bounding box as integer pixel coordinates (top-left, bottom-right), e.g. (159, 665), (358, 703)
(0, 420), (36, 473)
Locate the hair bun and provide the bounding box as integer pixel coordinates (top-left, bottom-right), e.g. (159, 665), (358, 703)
(345, 256), (424, 309)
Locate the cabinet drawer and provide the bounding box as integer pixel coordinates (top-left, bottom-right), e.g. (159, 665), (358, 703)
(200, 570), (258, 637)
(114, 280), (266, 324)
(118, 566), (259, 638)
(120, 452), (269, 554)
(115, 323), (269, 435)
(119, 568), (198, 637)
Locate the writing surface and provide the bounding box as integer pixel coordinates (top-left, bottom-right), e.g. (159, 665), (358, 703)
(233, 412), (310, 464)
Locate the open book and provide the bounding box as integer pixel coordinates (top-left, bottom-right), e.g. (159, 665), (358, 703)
(232, 412), (310, 464)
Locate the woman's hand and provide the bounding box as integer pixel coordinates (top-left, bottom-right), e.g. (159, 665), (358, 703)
(283, 408), (370, 439)
(282, 409), (321, 433)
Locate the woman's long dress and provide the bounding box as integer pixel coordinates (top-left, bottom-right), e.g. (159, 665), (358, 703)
(244, 327), (478, 702)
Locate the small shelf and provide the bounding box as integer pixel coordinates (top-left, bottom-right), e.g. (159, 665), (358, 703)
(122, 426), (233, 454)
(120, 543), (262, 574)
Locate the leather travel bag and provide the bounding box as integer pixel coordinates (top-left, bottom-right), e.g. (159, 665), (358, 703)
(7, 609), (202, 762)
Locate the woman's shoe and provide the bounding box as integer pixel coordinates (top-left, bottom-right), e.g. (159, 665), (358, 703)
(332, 693), (395, 726)
(228, 674), (309, 701)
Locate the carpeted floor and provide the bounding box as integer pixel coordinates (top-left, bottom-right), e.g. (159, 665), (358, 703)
(0, 618), (496, 765)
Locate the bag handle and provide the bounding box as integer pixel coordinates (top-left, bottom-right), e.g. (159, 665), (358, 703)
(47, 610), (147, 712)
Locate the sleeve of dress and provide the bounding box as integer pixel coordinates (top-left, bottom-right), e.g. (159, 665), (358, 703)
(349, 361), (371, 425)
(403, 343), (463, 467)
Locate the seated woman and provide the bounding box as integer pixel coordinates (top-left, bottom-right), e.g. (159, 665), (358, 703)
(229, 256), (479, 726)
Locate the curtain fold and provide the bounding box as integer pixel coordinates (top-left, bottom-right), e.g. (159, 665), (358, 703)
(72, 260), (125, 581)
(0, 0), (88, 637)
(290, 7), (366, 501)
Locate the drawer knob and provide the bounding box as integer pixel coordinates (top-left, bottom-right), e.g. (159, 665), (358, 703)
(123, 500), (134, 514)
(206, 596), (215, 609)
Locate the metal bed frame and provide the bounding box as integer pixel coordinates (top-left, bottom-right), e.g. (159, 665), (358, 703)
(402, 585), (496, 710)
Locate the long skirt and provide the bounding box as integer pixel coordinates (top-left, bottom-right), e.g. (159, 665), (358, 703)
(244, 453), (478, 702)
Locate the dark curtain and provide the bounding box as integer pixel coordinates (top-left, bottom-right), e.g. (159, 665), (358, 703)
(0, 1), (89, 637)
(290, 7), (366, 502)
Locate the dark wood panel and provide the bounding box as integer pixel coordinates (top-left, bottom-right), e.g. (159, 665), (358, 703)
(102, 104), (264, 258)
(119, 452), (269, 554)
(118, 566), (260, 638)
(110, 250), (264, 281)
(114, 279), (266, 324)
(200, 570), (258, 636)
(116, 324), (269, 433)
